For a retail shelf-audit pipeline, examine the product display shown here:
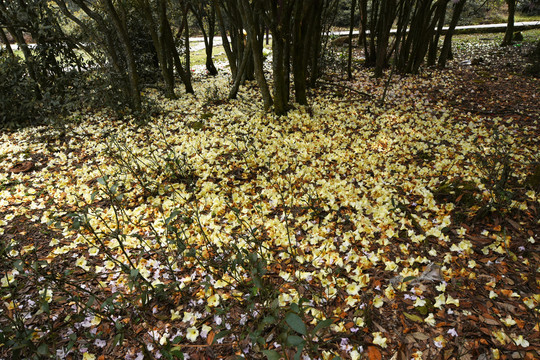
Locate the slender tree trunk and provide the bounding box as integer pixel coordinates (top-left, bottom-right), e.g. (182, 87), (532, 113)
(170, 44), (194, 93)
(205, 39), (217, 75)
(206, 6), (218, 75)
(157, 0), (177, 98)
(214, 1), (234, 75)
(12, 29), (42, 98)
(284, 31), (291, 104)
(229, 41), (251, 99)
(394, 0), (413, 67)
(358, 0), (367, 49)
(401, 0), (422, 73)
(427, 0), (447, 66)
(162, 6), (193, 93)
(239, 0), (272, 111)
(374, 0), (395, 77)
(183, 2), (192, 87)
(366, 0), (379, 66)
(104, 0), (142, 111)
(222, 0), (251, 79)
(438, 0), (466, 68)
(292, 0), (309, 106)
(190, 2), (218, 75)
(380, 4), (407, 106)
(396, 0), (416, 70)
(502, 0), (516, 46)
(409, 0), (441, 73)
(67, 0), (122, 71)
(62, 0), (135, 104)
(273, 31), (288, 114)
(347, 0), (358, 79)
(137, 0), (176, 99)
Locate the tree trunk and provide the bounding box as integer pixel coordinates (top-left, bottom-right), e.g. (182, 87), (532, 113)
(157, 0), (177, 98)
(238, 0), (272, 111)
(190, 2), (218, 75)
(206, 6), (218, 75)
(183, 2), (192, 87)
(347, 0), (358, 79)
(308, 4), (323, 87)
(104, 0), (142, 111)
(214, 0), (237, 78)
(502, 0), (516, 46)
(136, 0), (176, 99)
(374, 0), (395, 77)
(292, 0), (310, 106)
(438, 0), (466, 68)
(393, 0), (413, 67)
(396, 0), (439, 74)
(162, 5), (193, 93)
(9, 28), (42, 99)
(409, 0), (442, 73)
(220, 0), (252, 80)
(0, 1), (41, 95)
(358, 0), (367, 49)
(67, 0), (122, 72)
(366, 0), (379, 66)
(229, 42), (251, 99)
(427, 0), (448, 66)
(273, 31), (288, 114)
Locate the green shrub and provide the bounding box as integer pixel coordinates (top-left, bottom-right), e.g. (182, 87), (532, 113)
(0, 54), (42, 128)
(0, 48), (97, 128)
(519, 0), (540, 15)
(127, 15), (160, 86)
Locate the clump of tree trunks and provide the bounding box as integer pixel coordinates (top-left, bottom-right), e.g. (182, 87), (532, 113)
(0, 0), (520, 117)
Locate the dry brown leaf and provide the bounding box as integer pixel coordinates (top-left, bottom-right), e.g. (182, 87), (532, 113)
(404, 334), (417, 344)
(496, 301), (517, 314)
(479, 315), (499, 326)
(372, 321), (386, 333)
(368, 345), (382, 360)
(395, 343), (410, 360)
(479, 327), (491, 336)
(9, 161), (34, 173)
(506, 218), (521, 231)
(344, 321), (355, 329)
(412, 332), (430, 341)
(207, 330), (215, 345)
(444, 349), (453, 360)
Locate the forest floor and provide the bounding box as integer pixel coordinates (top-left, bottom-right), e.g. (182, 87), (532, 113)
(0, 31), (539, 360)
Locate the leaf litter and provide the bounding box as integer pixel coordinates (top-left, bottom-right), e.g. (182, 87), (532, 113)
(0, 33), (539, 359)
